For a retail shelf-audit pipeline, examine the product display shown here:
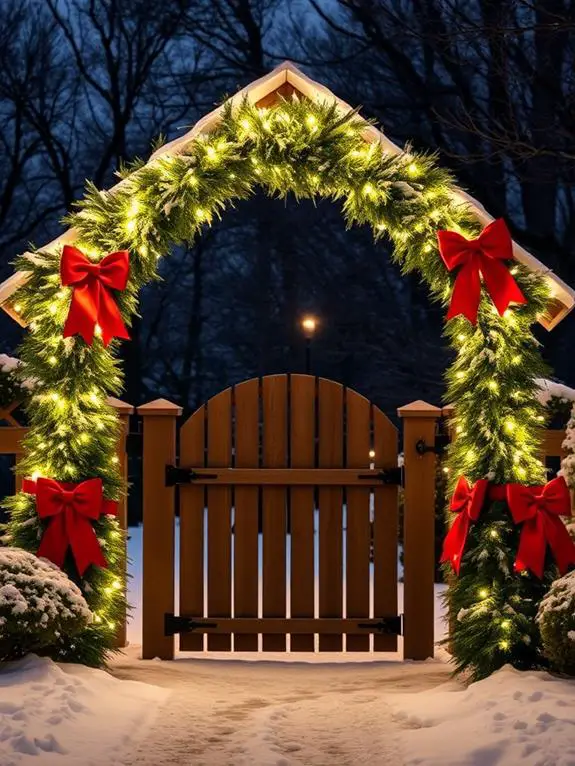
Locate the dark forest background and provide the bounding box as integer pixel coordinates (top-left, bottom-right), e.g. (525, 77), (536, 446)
(1, 0), (574, 419)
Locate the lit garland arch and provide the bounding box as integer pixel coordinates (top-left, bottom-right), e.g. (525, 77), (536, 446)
(4, 69), (570, 676)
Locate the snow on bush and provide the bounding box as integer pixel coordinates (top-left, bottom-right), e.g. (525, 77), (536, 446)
(536, 569), (575, 675)
(0, 548), (92, 662)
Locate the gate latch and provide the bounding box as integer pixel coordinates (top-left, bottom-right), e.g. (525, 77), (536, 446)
(358, 467), (403, 486)
(165, 465), (218, 486)
(165, 613), (218, 636)
(415, 433), (449, 456)
(358, 615), (403, 635)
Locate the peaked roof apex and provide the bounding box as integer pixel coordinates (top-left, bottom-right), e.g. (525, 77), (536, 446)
(0, 62), (573, 330)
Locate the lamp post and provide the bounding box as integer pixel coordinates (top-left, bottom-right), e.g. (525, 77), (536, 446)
(301, 315), (318, 374)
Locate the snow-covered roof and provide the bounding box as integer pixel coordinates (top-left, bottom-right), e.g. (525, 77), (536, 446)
(1, 61), (573, 330)
(535, 378), (575, 405)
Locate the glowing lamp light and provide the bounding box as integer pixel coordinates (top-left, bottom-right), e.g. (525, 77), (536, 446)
(301, 316), (318, 338)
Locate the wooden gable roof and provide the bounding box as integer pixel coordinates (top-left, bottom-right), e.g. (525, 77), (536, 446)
(1, 61), (573, 330)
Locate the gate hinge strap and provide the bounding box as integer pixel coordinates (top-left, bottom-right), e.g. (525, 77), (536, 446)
(358, 614), (403, 635)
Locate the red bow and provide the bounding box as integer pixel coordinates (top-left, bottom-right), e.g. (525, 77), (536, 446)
(61, 245), (130, 346)
(441, 476), (488, 574)
(507, 476), (575, 578)
(23, 477), (118, 576)
(437, 219), (527, 324)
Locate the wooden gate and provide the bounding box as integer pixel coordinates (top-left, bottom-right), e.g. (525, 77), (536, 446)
(139, 376), (442, 660)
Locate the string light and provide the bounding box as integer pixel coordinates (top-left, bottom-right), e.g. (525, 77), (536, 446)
(478, 588), (489, 599)
(407, 162), (420, 177)
(305, 114), (318, 130)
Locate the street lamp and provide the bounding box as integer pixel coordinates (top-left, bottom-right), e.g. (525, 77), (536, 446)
(300, 315), (318, 374)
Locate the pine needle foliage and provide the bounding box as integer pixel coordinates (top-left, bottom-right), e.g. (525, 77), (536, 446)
(4, 95), (553, 673)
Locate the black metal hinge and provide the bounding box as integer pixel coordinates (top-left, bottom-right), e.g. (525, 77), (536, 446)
(358, 614), (403, 635)
(358, 467), (403, 486)
(415, 433), (449, 456)
(165, 465), (218, 486)
(165, 613), (218, 636)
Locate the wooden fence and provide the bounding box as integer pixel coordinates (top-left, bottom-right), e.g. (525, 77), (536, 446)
(0, 390), (570, 657)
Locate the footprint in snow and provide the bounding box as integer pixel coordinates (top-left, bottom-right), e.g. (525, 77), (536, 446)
(35, 733), (67, 754)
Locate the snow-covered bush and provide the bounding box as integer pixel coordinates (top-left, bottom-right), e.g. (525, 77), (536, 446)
(537, 570), (575, 676)
(0, 548), (92, 662)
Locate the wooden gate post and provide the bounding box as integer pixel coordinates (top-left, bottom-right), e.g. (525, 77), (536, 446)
(137, 398), (182, 660)
(398, 400), (442, 661)
(108, 396), (134, 649)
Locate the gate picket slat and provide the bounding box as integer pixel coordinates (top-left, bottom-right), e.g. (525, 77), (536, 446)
(373, 407), (399, 652)
(345, 390), (371, 651)
(207, 388), (233, 651)
(289, 375), (315, 651)
(262, 375), (288, 651)
(318, 378), (344, 652)
(233, 379), (260, 651)
(179, 405), (206, 651)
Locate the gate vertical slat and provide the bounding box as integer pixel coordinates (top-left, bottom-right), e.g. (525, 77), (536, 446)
(207, 388), (233, 651)
(262, 375), (288, 651)
(345, 390), (371, 651)
(318, 378), (344, 651)
(289, 374), (316, 651)
(234, 379), (260, 651)
(179, 406), (206, 651)
(372, 407), (399, 652)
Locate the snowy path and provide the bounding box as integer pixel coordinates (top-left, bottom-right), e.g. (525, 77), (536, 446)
(111, 648), (453, 766)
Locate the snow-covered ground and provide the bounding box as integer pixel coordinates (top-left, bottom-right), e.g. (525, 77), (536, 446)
(1, 526), (575, 766)
(0, 653), (167, 766)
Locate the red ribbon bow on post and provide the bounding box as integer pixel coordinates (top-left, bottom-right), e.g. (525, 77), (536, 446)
(507, 476), (575, 579)
(441, 476), (489, 574)
(437, 219), (527, 324)
(61, 245), (130, 346)
(23, 477), (118, 576)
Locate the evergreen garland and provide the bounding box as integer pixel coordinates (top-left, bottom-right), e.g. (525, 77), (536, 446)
(4, 95), (553, 672)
